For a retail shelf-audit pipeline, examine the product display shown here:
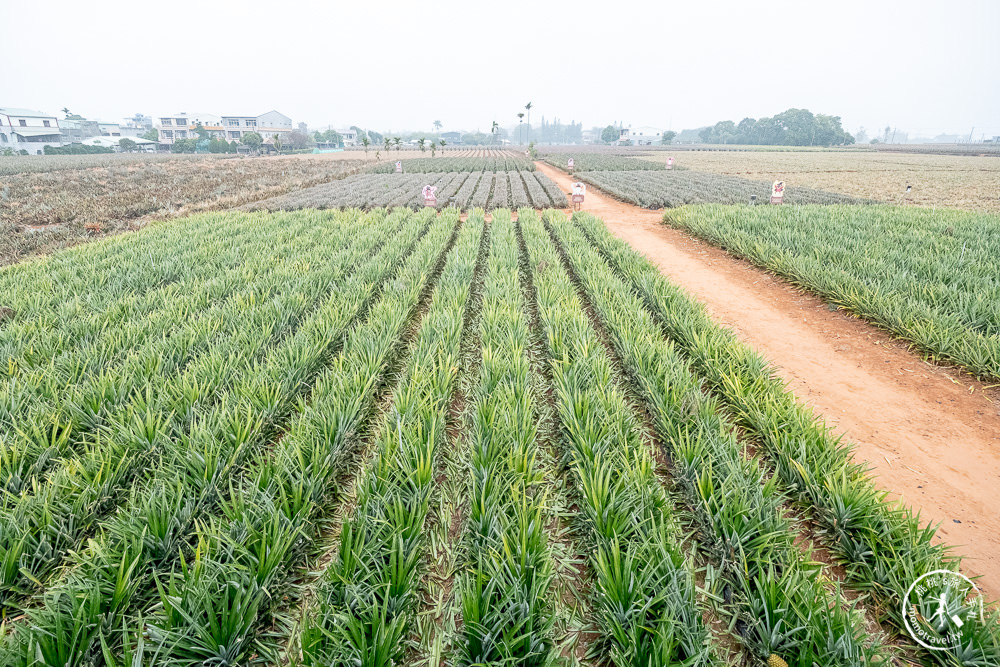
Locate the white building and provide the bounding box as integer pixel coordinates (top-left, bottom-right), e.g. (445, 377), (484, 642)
(98, 122), (122, 137)
(155, 112), (223, 145)
(0, 107), (63, 154)
(337, 128), (358, 146)
(221, 111), (292, 144)
(82, 136), (158, 152)
(626, 126), (663, 146)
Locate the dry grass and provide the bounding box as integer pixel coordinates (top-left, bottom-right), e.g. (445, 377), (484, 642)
(0, 154), (368, 266)
(637, 151), (1000, 211)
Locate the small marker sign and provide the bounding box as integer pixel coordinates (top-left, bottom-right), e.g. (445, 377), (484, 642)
(395, 161), (403, 173)
(568, 158), (575, 169)
(770, 181), (785, 204)
(571, 182), (586, 210)
(666, 157), (674, 170)
(422, 184), (438, 207)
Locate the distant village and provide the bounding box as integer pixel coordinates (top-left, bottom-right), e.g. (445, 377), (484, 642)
(1, 106), (673, 156)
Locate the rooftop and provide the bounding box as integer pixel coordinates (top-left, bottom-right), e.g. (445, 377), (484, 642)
(0, 107), (57, 118)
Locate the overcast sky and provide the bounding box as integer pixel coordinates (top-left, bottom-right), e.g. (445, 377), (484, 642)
(4, 0), (998, 139)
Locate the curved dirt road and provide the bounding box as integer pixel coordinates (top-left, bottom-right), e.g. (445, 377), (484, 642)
(537, 160), (1000, 596)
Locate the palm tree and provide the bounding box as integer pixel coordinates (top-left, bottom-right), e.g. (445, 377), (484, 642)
(361, 135), (371, 156)
(417, 138), (426, 153)
(393, 137), (402, 152)
(491, 121), (499, 146)
(525, 102), (533, 143)
(433, 120), (442, 132)
(61, 107), (71, 118)
(517, 112), (525, 145)
(384, 137), (392, 153)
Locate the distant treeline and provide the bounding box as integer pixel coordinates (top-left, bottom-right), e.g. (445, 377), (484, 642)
(699, 109), (855, 146)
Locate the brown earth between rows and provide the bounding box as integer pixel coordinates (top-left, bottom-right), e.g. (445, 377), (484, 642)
(535, 159), (1000, 598)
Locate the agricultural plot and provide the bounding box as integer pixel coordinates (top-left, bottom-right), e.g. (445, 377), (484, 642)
(541, 154), (668, 171)
(639, 150), (1000, 211)
(666, 204), (1000, 379)
(577, 169), (867, 207)
(0, 154), (366, 266)
(245, 170), (567, 210)
(371, 156), (535, 173)
(1, 206), (996, 667)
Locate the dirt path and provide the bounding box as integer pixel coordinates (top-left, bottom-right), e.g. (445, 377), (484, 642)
(536, 160), (1000, 597)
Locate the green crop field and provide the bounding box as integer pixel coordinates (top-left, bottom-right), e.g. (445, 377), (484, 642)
(0, 205), (996, 667)
(666, 204), (1000, 380)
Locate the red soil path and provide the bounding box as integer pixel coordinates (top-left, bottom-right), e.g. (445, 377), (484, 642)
(536, 160), (1000, 597)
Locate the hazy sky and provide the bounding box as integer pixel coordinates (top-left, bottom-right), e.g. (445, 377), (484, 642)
(4, 0), (998, 138)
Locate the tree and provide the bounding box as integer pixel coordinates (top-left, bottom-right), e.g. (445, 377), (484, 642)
(855, 126), (868, 144)
(61, 107), (71, 118)
(118, 138), (137, 153)
(368, 130), (383, 145)
(141, 128), (159, 142)
(208, 138), (225, 153)
(272, 133), (283, 152)
(242, 131), (264, 153)
(193, 124), (210, 141)
(361, 135), (371, 156)
(883, 126), (892, 143)
(171, 138), (197, 153)
(351, 126), (367, 144)
(517, 112), (525, 144)
(433, 120), (442, 132)
(601, 125), (619, 144)
(417, 138), (426, 153)
(491, 121), (500, 145)
(430, 142), (437, 158)
(524, 102), (533, 143)
(393, 137), (402, 152)
(439, 139), (446, 150)
(661, 130), (677, 145)
(228, 140), (239, 153)
(287, 131), (313, 150)
(384, 137), (393, 153)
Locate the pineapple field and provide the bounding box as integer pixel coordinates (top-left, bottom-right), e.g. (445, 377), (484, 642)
(0, 198), (997, 667)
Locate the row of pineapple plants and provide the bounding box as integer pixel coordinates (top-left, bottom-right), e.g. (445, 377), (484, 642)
(0, 209), (409, 609)
(575, 212), (1000, 665)
(100, 209), (469, 666)
(1, 210), (359, 497)
(0, 209), (261, 339)
(453, 210), (557, 664)
(517, 209), (715, 665)
(0, 209), (445, 666)
(288, 214), (487, 666)
(546, 210), (890, 665)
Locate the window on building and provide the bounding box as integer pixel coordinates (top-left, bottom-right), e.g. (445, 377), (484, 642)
(0, 134), (7, 143)
(161, 118), (172, 125)
(176, 118), (187, 125)
(245, 120), (256, 127)
(228, 119), (241, 127)
(229, 131), (242, 139)
(43, 120), (51, 127)
(175, 130), (187, 138)
(162, 130), (174, 138)
(19, 120), (27, 126)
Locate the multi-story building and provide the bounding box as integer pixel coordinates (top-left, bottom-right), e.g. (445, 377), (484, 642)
(0, 107), (63, 154)
(156, 110), (291, 146)
(221, 111), (292, 144)
(59, 118), (102, 143)
(155, 112), (223, 145)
